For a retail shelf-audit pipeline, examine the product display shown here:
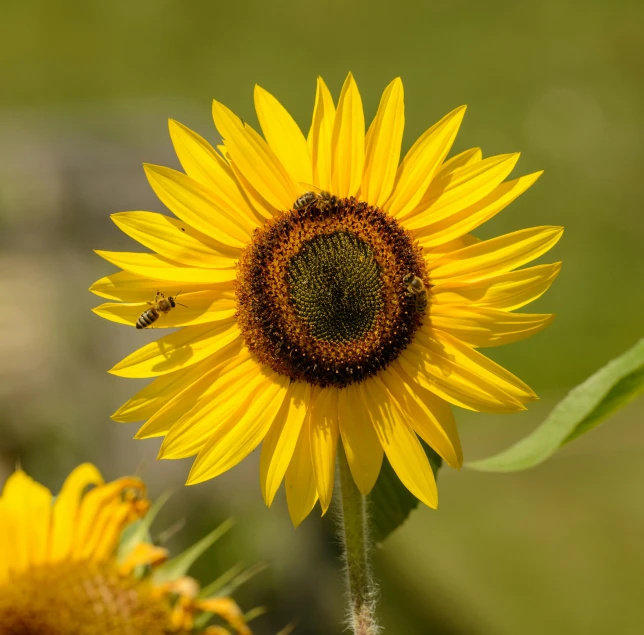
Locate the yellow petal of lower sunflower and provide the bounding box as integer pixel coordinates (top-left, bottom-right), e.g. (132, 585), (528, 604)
(93, 290), (237, 328)
(363, 378), (438, 509)
(109, 319), (241, 378)
(254, 84), (312, 186)
(260, 381), (311, 506)
(384, 105), (466, 218)
(285, 415), (319, 527)
(331, 72), (365, 197)
(431, 262), (562, 311)
(428, 226), (564, 284)
(337, 383), (383, 495)
(95, 251), (237, 285)
(362, 77), (405, 207)
(436, 147), (482, 176)
(309, 387), (340, 514)
(308, 77), (335, 191)
(430, 305), (555, 348)
(111, 212), (239, 269)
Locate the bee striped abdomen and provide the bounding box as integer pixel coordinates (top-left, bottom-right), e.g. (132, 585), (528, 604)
(136, 308), (159, 329)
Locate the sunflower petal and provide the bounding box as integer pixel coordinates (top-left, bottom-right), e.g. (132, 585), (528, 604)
(428, 226), (564, 283)
(95, 251), (236, 284)
(144, 165), (253, 247)
(380, 366), (462, 468)
(109, 320), (241, 378)
(430, 306), (555, 348)
(309, 77), (336, 190)
(363, 378), (438, 508)
(415, 171), (543, 248)
(93, 290), (236, 328)
(362, 77), (405, 206)
(254, 85), (312, 185)
(385, 105), (466, 218)
(331, 73), (365, 197)
(337, 383), (383, 495)
(212, 100), (300, 210)
(168, 119), (260, 226)
(285, 414), (319, 527)
(309, 387), (340, 514)
(260, 381), (311, 506)
(432, 262), (562, 311)
(111, 212), (238, 269)
(186, 372), (289, 484)
(405, 153), (520, 229)
(436, 147), (482, 176)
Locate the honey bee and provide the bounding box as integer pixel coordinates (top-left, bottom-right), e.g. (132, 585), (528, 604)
(403, 273), (428, 312)
(293, 190), (336, 212)
(136, 291), (186, 329)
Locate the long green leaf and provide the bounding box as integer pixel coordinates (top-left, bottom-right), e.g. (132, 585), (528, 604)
(467, 338), (644, 472)
(368, 439), (442, 544)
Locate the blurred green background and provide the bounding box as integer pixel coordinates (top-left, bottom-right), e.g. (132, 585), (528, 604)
(1, 1), (643, 633)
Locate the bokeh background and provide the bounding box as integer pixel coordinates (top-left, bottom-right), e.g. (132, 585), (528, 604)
(1, 1), (643, 633)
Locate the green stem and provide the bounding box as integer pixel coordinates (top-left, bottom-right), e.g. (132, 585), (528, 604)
(336, 444), (380, 635)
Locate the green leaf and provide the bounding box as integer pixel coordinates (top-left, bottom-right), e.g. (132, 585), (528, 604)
(467, 338), (644, 472)
(368, 439), (442, 544)
(152, 517), (235, 583)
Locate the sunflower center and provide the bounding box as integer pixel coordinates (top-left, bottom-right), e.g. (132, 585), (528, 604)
(0, 562), (171, 635)
(236, 195), (428, 388)
(287, 231), (383, 343)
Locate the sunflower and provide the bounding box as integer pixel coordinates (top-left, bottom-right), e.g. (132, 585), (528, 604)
(92, 74), (562, 526)
(0, 464), (253, 634)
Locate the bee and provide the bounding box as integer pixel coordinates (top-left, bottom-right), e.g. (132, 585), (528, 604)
(293, 190), (336, 212)
(403, 273), (428, 312)
(136, 291), (186, 329)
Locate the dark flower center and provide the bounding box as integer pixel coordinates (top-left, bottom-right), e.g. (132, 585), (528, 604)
(236, 196), (428, 388)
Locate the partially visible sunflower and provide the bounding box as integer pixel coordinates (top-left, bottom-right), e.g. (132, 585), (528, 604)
(0, 464), (253, 634)
(92, 73), (562, 525)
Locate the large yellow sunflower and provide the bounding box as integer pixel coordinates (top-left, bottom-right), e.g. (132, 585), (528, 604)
(0, 464), (253, 634)
(92, 74), (562, 526)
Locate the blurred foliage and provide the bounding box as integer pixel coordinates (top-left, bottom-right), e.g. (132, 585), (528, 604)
(0, 1), (643, 633)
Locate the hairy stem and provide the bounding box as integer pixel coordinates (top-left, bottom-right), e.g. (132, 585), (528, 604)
(336, 444), (380, 635)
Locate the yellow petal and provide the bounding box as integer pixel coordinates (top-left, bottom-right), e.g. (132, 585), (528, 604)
(95, 251), (237, 284)
(254, 85), (312, 185)
(227, 155), (279, 219)
(111, 212), (239, 269)
(145, 164), (253, 248)
(415, 171), (543, 248)
(380, 366), (462, 468)
(136, 343), (249, 440)
(428, 226), (564, 283)
(212, 99), (300, 210)
(363, 378), (438, 508)
(90, 270), (227, 302)
(168, 119), (261, 226)
(423, 234), (480, 265)
(436, 147), (482, 176)
(309, 77), (336, 190)
(158, 356), (264, 458)
(93, 290), (236, 328)
(1, 471), (52, 572)
(119, 542), (169, 575)
(362, 77), (405, 206)
(109, 320), (241, 378)
(309, 387), (340, 514)
(432, 262), (562, 311)
(430, 305), (555, 348)
(260, 381), (311, 506)
(331, 73), (365, 197)
(337, 383), (383, 495)
(50, 464), (104, 562)
(186, 372), (289, 484)
(285, 412), (319, 527)
(385, 106), (466, 218)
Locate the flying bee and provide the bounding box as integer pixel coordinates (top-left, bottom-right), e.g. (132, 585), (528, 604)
(293, 189), (336, 212)
(403, 273), (428, 313)
(136, 291), (186, 329)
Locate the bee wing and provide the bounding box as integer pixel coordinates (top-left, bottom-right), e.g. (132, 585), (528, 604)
(298, 182), (325, 194)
